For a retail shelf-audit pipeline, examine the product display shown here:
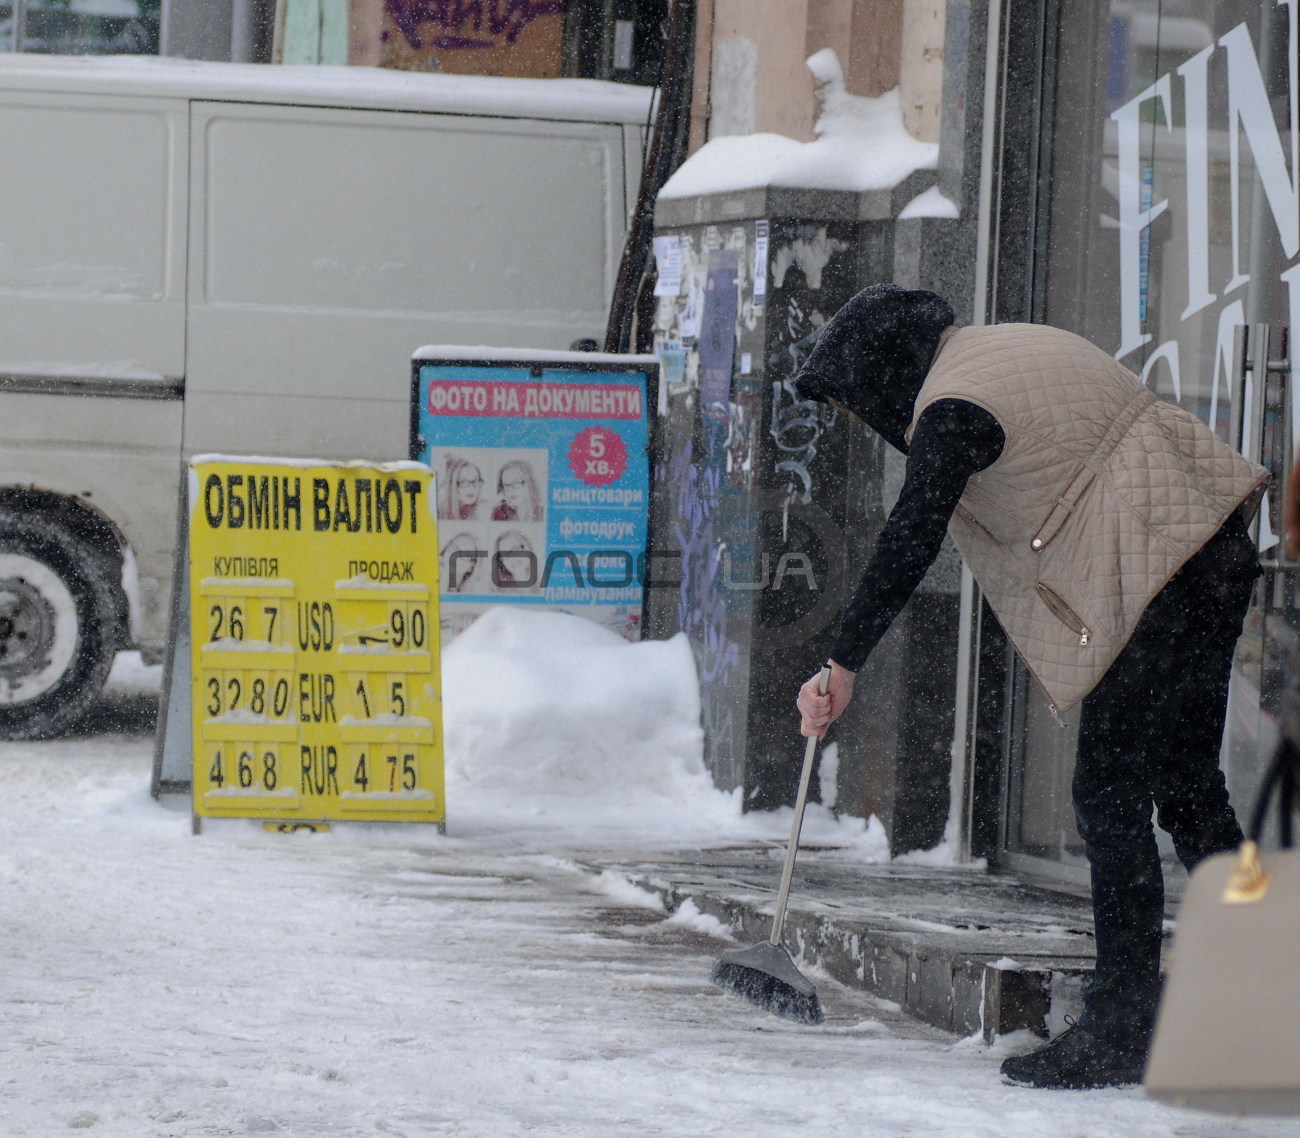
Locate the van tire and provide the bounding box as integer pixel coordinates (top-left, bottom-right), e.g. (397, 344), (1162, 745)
(0, 509), (119, 739)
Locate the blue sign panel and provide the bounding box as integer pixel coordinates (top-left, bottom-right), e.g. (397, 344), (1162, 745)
(412, 358), (655, 644)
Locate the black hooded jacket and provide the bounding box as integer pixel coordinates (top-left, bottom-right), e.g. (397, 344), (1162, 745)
(793, 284), (960, 452)
(792, 285), (1006, 672)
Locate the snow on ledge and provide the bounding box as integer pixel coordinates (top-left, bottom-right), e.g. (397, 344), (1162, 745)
(413, 345), (656, 366)
(659, 49), (938, 201)
(898, 185), (959, 220)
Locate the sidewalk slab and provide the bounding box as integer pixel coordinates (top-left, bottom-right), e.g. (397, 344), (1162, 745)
(582, 848), (1100, 1040)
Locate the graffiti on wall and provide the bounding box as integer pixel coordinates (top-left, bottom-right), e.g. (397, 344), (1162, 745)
(769, 286), (837, 530)
(382, 0), (565, 73)
(386, 0), (564, 50)
(660, 431), (744, 786)
(771, 373), (836, 505)
(668, 435), (740, 688)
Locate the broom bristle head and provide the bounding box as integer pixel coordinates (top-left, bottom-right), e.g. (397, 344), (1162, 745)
(711, 959), (825, 1025)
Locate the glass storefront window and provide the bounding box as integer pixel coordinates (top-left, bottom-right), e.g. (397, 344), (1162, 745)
(1003, 0), (1298, 873)
(0, 0), (160, 54)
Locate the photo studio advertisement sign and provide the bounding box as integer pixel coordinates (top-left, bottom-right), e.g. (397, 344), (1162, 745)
(411, 350), (658, 644)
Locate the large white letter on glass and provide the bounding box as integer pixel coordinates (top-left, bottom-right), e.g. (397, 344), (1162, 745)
(1178, 44), (1217, 319)
(1221, 18), (1299, 292)
(1111, 76), (1173, 359)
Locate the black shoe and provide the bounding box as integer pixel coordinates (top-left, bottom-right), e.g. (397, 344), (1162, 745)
(1000, 1018), (1147, 1090)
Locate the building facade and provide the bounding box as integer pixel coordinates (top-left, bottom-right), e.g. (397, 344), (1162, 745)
(648, 0), (1297, 887)
(0, 0), (662, 80)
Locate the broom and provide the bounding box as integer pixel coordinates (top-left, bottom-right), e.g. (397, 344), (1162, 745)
(710, 663), (830, 1024)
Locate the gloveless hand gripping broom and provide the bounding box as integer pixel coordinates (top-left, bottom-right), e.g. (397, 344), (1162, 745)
(710, 664), (830, 1024)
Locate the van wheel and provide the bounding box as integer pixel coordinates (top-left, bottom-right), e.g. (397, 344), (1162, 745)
(0, 510), (119, 739)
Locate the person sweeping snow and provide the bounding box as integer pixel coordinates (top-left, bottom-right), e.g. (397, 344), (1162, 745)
(794, 284), (1268, 1090)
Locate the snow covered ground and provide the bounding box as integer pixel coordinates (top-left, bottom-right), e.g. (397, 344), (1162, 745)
(1, 612), (1296, 1137)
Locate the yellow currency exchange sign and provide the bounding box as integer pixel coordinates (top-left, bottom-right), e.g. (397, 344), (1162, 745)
(189, 457), (444, 828)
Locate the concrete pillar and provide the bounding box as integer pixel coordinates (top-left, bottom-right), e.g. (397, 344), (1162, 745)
(708, 0), (815, 140)
(688, 0), (715, 152)
(348, 0), (383, 65)
(900, 0), (946, 142)
(843, 0), (903, 97)
(805, 0), (903, 97)
(689, 0), (910, 151)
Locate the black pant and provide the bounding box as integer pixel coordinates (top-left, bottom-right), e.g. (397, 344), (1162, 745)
(1072, 513), (1258, 1042)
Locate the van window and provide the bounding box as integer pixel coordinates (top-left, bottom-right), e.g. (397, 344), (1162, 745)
(0, 100), (173, 299)
(199, 105), (620, 319)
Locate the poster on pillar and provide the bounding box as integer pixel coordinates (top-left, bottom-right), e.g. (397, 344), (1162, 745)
(698, 249), (739, 422)
(378, 0), (567, 75)
(411, 349), (657, 646)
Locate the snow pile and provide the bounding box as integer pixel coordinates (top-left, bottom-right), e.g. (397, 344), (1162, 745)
(899, 184), (960, 219)
(441, 608), (718, 831)
(666, 897), (735, 940)
(660, 49), (938, 200)
(439, 606), (896, 854)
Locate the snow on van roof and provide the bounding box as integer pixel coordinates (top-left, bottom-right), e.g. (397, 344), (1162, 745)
(0, 55), (655, 124)
(413, 346), (657, 366)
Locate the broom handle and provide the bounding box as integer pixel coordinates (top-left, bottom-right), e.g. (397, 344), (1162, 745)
(769, 663), (832, 948)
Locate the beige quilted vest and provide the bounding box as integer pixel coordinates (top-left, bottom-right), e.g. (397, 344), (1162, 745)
(908, 323), (1268, 713)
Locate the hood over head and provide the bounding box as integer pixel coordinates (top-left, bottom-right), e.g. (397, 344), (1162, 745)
(792, 284), (956, 452)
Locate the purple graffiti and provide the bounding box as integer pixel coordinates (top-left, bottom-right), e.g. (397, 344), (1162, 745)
(668, 439), (740, 688)
(432, 35), (494, 49)
(386, 0), (566, 51)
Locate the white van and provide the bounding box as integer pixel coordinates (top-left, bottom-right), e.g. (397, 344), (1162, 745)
(0, 54), (650, 736)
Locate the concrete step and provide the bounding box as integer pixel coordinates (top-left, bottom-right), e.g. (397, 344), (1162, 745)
(584, 849), (1104, 1041)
